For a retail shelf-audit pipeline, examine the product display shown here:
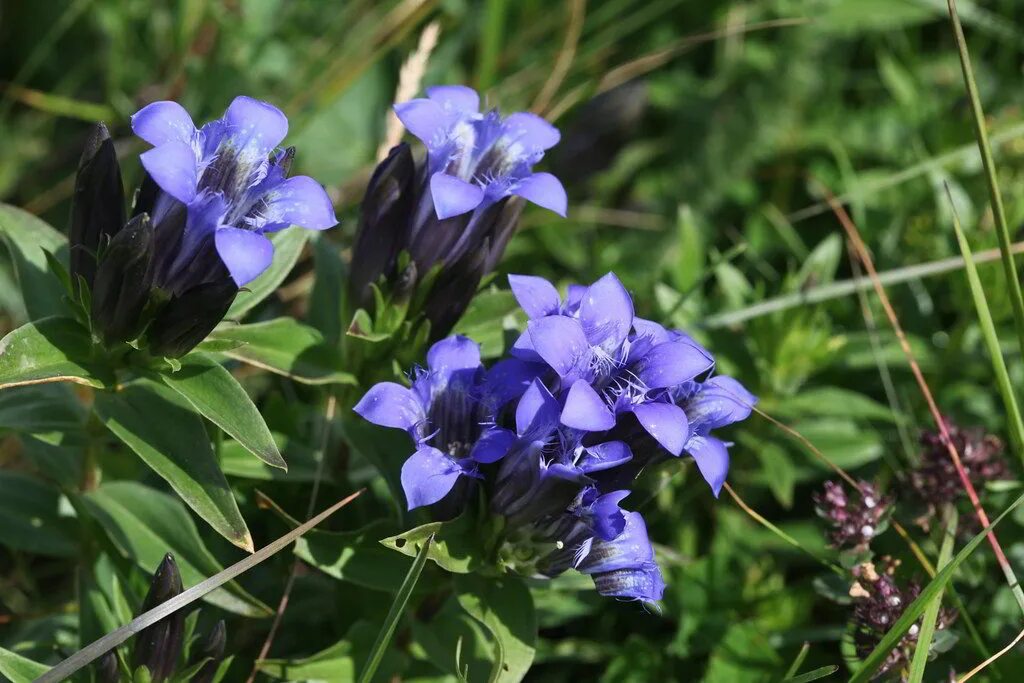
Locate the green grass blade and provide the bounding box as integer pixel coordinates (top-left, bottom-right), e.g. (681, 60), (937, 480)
(476, 0), (507, 91)
(850, 490), (1024, 682)
(783, 642), (810, 679)
(948, 0), (1024, 362)
(906, 507), (958, 683)
(358, 533), (433, 683)
(783, 665), (840, 683)
(947, 184), (1024, 459)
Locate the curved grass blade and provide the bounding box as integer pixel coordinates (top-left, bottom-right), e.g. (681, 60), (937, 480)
(33, 489), (364, 683)
(357, 534), (433, 683)
(850, 490), (1024, 682)
(783, 665), (839, 683)
(907, 507), (958, 683)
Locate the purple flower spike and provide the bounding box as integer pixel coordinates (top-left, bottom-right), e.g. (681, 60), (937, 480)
(395, 85), (567, 219)
(131, 96), (338, 292)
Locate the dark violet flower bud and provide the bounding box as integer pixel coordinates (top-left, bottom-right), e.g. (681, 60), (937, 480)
(578, 511), (664, 602)
(70, 123), (126, 291)
(913, 419), (1008, 519)
(91, 213), (155, 345)
(132, 553), (185, 683)
(130, 96), (337, 296)
(813, 480), (891, 550)
(146, 276), (238, 358)
(189, 620), (226, 683)
(350, 85), (565, 338)
(94, 649), (120, 683)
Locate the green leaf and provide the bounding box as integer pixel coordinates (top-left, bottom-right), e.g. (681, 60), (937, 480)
(0, 316), (111, 390)
(0, 647), (50, 683)
(783, 665), (840, 683)
(295, 521), (413, 592)
(226, 228), (308, 319)
(0, 383), (86, 435)
(93, 379), (253, 551)
(358, 534), (432, 683)
(454, 573), (536, 683)
(206, 318), (355, 386)
(381, 512), (485, 574)
(220, 432), (330, 482)
(850, 489), (1024, 681)
(80, 481), (272, 617)
(906, 508), (958, 683)
(0, 470), (78, 556)
(308, 231), (347, 345)
(0, 202), (68, 321)
(772, 387), (897, 423)
(157, 352), (285, 469)
(452, 289), (524, 359)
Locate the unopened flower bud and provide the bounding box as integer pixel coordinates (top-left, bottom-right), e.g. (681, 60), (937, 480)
(188, 620), (226, 683)
(70, 123), (126, 291)
(94, 649), (120, 683)
(132, 553), (185, 683)
(91, 213), (155, 345)
(146, 277), (237, 358)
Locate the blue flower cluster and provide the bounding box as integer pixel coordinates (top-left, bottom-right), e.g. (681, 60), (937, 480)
(356, 272), (756, 602)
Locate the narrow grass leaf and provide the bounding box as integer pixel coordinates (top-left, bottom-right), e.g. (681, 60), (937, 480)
(783, 665), (840, 683)
(357, 534), (433, 683)
(907, 507), (958, 683)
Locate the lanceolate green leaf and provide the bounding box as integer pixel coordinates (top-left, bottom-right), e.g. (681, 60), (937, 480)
(455, 573), (537, 683)
(0, 316), (111, 390)
(380, 512), (485, 574)
(93, 379), (253, 551)
(0, 202), (68, 321)
(206, 317), (356, 385)
(0, 647), (50, 683)
(227, 227), (308, 319)
(157, 352), (285, 470)
(0, 470), (78, 556)
(850, 490), (1024, 682)
(80, 481), (272, 617)
(906, 508), (957, 683)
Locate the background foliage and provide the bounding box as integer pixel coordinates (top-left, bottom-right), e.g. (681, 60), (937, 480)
(3, 0), (1024, 680)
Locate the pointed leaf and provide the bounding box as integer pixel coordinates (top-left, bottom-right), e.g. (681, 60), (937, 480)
(0, 317), (112, 389)
(226, 228), (308, 318)
(0, 471), (78, 556)
(157, 352), (285, 469)
(0, 203), (68, 320)
(0, 648), (50, 683)
(380, 512), (485, 574)
(93, 379), (252, 550)
(454, 573), (536, 683)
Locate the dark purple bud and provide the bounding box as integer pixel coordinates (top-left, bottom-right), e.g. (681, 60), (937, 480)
(813, 480), (891, 550)
(146, 276), (237, 358)
(349, 143), (417, 310)
(132, 553), (185, 683)
(421, 238), (489, 341)
(70, 123), (126, 291)
(91, 213), (155, 345)
(94, 649), (120, 683)
(188, 620), (226, 683)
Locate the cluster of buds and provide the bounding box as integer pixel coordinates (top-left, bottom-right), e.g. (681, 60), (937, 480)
(355, 272), (756, 602)
(850, 560), (956, 678)
(813, 480), (891, 550)
(913, 420), (1009, 518)
(95, 554), (226, 683)
(72, 96), (336, 358)
(349, 85), (566, 341)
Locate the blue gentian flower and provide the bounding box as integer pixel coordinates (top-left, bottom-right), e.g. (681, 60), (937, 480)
(354, 336), (533, 509)
(131, 96), (337, 293)
(354, 270), (755, 604)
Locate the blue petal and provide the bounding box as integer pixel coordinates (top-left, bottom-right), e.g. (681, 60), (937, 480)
(579, 440), (633, 473)
(592, 562), (665, 602)
(578, 511), (654, 573)
(633, 340), (714, 389)
(632, 402), (689, 456)
(527, 315), (589, 377)
(484, 358), (543, 407)
(686, 375), (757, 434)
(427, 335), (482, 376)
(632, 317), (671, 345)
(512, 173), (567, 217)
(132, 101), (196, 146)
(430, 172), (485, 219)
(214, 227), (275, 286)
(687, 435), (729, 497)
(223, 96), (289, 158)
(140, 142), (198, 204)
(561, 379), (615, 431)
(401, 446), (466, 510)
(589, 490), (630, 541)
(510, 329), (543, 363)
(515, 378), (560, 439)
(426, 85), (480, 113)
(470, 427), (516, 464)
(263, 176), (338, 231)
(394, 98), (450, 146)
(579, 273), (633, 353)
(501, 112), (561, 150)
(353, 382), (424, 430)
(509, 274), (561, 319)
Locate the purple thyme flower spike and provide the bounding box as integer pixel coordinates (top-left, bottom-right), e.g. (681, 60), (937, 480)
(814, 480), (892, 550)
(131, 96), (337, 291)
(354, 336), (531, 510)
(394, 85), (567, 220)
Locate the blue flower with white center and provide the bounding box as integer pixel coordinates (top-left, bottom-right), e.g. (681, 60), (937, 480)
(394, 85), (567, 220)
(354, 336), (534, 510)
(131, 96), (337, 292)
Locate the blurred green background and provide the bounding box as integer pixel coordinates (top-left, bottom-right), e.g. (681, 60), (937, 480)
(4, 0), (1024, 680)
